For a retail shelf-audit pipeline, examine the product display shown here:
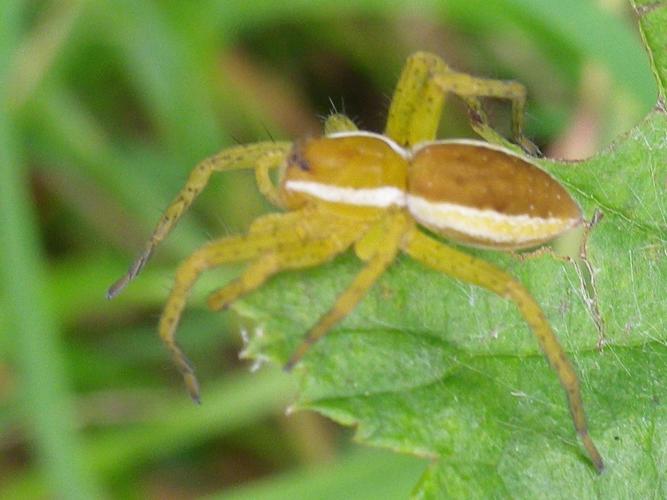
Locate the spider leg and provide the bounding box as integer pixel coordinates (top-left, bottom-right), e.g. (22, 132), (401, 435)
(284, 211), (410, 370)
(254, 153), (286, 208)
(385, 52), (433, 146)
(159, 232), (298, 402)
(324, 113), (359, 134)
(207, 235), (360, 311)
(460, 96), (540, 156)
(384, 51), (537, 153)
(255, 113), (360, 212)
(431, 75), (537, 155)
(159, 212), (364, 402)
(107, 141), (291, 299)
(401, 227), (604, 473)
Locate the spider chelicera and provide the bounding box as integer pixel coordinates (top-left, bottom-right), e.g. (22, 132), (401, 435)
(108, 51), (603, 472)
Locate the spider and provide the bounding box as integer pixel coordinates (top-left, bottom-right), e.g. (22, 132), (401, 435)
(108, 51), (604, 472)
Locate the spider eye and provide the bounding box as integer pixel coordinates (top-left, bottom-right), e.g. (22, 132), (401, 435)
(289, 150), (310, 172)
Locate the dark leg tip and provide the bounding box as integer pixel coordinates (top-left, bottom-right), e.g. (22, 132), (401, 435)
(467, 108), (482, 124)
(106, 249), (152, 299)
(579, 431), (604, 474)
(184, 373), (201, 405)
(106, 275), (129, 300)
(517, 136), (542, 157)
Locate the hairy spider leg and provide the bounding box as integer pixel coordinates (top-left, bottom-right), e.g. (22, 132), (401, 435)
(205, 246), (331, 311)
(459, 96), (540, 156)
(107, 141), (292, 299)
(159, 211), (366, 402)
(430, 75), (537, 155)
(284, 211), (410, 370)
(159, 231), (301, 402)
(205, 211), (316, 310)
(246, 209), (315, 236)
(207, 219), (365, 311)
(401, 227), (604, 472)
(255, 153), (286, 208)
(384, 51), (536, 153)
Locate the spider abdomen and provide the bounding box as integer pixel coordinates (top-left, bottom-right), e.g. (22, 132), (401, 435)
(407, 140), (582, 249)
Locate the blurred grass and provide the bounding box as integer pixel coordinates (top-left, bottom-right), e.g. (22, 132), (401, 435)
(215, 449), (425, 500)
(0, 1), (656, 498)
(0, 2), (101, 498)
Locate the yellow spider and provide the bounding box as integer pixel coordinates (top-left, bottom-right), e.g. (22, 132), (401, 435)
(108, 52), (603, 472)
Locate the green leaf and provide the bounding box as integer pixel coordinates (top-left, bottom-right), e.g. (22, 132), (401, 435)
(233, 2), (667, 497)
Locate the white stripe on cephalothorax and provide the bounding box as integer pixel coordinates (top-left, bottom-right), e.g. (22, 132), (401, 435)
(285, 180), (406, 207)
(407, 194), (577, 243)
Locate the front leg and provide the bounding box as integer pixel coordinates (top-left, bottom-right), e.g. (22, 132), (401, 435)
(107, 141), (291, 299)
(158, 230), (303, 402)
(160, 211), (363, 402)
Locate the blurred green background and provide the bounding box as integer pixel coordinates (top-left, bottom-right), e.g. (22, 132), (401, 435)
(0, 1), (657, 498)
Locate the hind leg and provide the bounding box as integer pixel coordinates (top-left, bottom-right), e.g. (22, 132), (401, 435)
(384, 51), (536, 153)
(401, 227), (603, 473)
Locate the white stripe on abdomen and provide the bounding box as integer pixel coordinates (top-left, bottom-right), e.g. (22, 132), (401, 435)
(407, 194), (575, 243)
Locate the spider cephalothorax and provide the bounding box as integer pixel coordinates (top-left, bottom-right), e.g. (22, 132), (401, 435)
(108, 51), (603, 472)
